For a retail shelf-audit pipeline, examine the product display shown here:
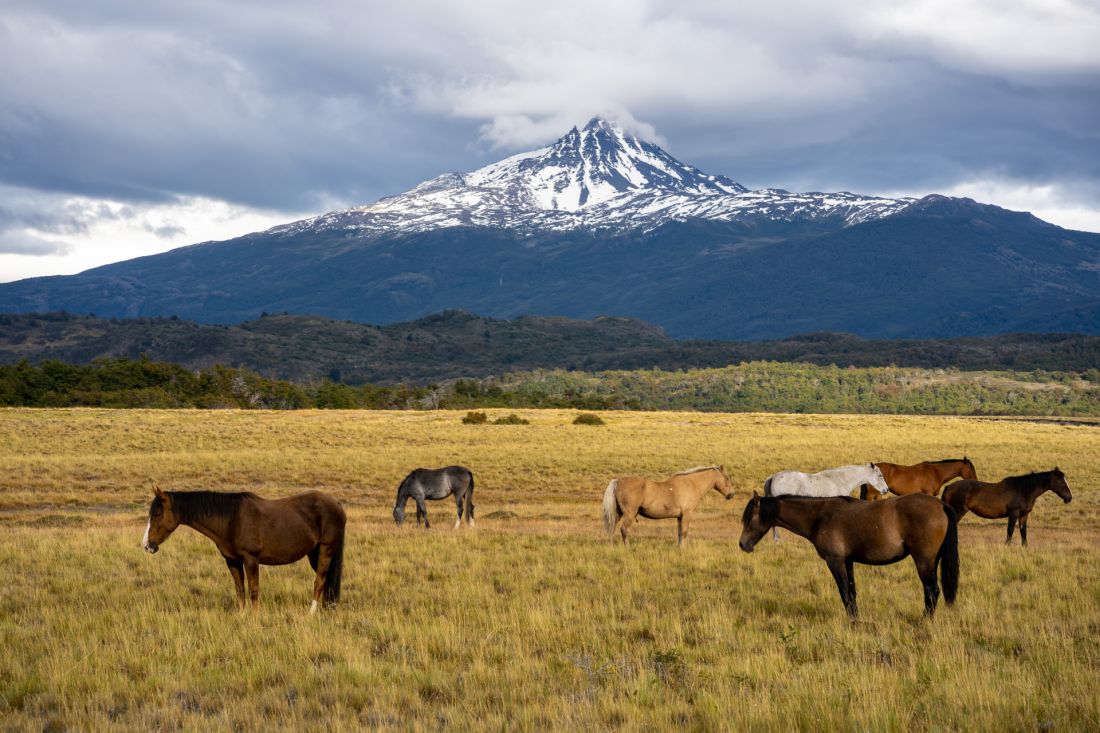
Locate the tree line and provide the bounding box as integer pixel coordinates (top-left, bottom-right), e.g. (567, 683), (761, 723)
(2, 356), (1098, 415)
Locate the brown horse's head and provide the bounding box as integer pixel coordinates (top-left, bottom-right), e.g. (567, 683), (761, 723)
(738, 492), (777, 552)
(142, 487), (181, 554)
(714, 465), (736, 500)
(961, 457), (978, 481)
(1050, 468), (1072, 503)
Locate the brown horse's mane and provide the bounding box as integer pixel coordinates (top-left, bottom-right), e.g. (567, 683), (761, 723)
(1003, 470), (1059, 491)
(929, 458), (970, 465)
(745, 494), (855, 524)
(164, 490), (255, 524)
(674, 465), (721, 476)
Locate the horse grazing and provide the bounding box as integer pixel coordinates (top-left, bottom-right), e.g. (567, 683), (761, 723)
(941, 468), (1071, 545)
(393, 466), (475, 529)
(739, 493), (959, 617)
(763, 464), (889, 541)
(862, 457), (977, 501)
(602, 466), (735, 546)
(142, 487), (346, 612)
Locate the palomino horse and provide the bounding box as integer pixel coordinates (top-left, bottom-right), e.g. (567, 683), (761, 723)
(862, 457), (977, 501)
(393, 466), (475, 529)
(602, 466), (735, 546)
(739, 493), (959, 617)
(142, 487), (346, 612)
(941, 468), (1071, 545)
(764, 464), (889, 540)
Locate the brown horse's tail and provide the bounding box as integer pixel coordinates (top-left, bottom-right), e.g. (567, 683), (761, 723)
(323, 530), (345, 607)
(602, 479), (621, 539)
(939, 504), (959, 606)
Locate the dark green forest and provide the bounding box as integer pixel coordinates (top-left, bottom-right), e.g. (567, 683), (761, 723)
(3, 357), (1098, 415)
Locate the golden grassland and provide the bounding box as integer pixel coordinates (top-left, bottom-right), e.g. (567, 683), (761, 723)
(1, 408), (1099, 731)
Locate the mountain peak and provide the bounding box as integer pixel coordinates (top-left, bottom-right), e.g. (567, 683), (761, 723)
(346, 119), (915, 234)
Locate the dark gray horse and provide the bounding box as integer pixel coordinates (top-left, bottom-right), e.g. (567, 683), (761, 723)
(392, 466), (475, 529)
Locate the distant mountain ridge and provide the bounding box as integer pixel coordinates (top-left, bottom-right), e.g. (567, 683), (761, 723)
(1, 117), (1099, 338)
(3, 310), (1098, 385)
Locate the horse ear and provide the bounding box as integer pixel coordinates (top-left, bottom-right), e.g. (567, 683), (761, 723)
(154, 486), (170, 505)
(752, 490), (760, 499)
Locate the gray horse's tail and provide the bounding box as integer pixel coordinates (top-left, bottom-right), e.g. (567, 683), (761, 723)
(465, 470), (475, 526)
(602, 479), (621, 538)
(939, 504), (959, 605)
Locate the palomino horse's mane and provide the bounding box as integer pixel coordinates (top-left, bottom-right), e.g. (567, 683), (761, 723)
(674, 465), (722, 476)
(163, 490), (255, 523)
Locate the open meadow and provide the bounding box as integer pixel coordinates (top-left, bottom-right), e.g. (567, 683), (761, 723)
(1, 408), (1099, 731)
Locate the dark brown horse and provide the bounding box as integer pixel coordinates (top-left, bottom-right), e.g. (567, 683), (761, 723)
(941, 468), (1071, 545)
(142, 487), (346, 612)
(739, 493), (959, 617)
(862, 457), (977, 500)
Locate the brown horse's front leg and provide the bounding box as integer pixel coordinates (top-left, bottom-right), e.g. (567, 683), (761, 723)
(1006, 514), (1018, 544)
(825, 556), (857, 617)
(225, 558), (246, 610)
(1019, 512), (1030, 546)
(243, 556), (260, 610)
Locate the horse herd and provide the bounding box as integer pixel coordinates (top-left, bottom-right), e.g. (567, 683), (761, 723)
(141, 459), (1073, 618)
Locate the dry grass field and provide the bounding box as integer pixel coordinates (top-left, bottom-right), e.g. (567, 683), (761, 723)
(1, 408), (1098, 731)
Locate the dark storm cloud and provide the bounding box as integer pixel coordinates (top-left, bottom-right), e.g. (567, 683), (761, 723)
(1, 0), (1099, 217)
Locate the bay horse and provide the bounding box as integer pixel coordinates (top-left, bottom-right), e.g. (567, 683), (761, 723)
(739, 493), (959, 617)
(941, 468), (1071, 545)
(764, 464), (889, 540)
(142, 487), (346, 612)
(393, 466), (475, 529)
(862, 457), (977, 501)
(602, 466), (734, 546)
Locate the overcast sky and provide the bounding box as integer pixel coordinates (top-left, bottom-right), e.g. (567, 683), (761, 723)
(2, 0), (1099, 282)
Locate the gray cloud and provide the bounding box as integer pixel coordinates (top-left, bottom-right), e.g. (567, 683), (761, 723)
(1, 0), (1098, 223)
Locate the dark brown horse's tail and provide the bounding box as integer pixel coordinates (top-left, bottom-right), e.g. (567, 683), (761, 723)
(323, 531), (345, 606)
(939, 503), (959, 605)
(465, 470), (475, 525)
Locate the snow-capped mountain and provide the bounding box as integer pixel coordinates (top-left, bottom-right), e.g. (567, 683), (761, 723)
(278, 117), (914, 237)
(3, 116), (1099, 340)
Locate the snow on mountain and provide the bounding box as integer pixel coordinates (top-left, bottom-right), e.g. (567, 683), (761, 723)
(277, 117), (914, 237)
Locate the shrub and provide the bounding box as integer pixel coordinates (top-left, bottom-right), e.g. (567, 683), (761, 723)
(462, 411), (488, 424)
(573, 413), (605, 426)
(493, 413), (530, 425)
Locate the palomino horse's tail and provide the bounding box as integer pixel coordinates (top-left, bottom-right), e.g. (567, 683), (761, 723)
(939, 504), (959, 605)
(323, 530), (345, 607)
(602, 479), (621, 538)
(465, 471), (475, 526)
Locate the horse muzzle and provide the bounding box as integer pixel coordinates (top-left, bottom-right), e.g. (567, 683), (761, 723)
(1064, 496), (1073, 504)
(143, 542), (159, 554)
(739, 538), (754, 553)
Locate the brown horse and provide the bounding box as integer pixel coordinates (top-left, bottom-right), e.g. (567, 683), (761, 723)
(941, 468), (1071, 545)
(602, 466), (735, 546)
(862, 457), (977, 500)
(739, 493), (959, 617)
(142, 487), (346, 612)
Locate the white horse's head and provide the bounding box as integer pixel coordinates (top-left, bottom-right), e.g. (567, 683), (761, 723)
(869, 464), (890, 495)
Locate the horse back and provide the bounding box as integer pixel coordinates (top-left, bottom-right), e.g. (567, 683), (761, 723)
(830, 494), (945, 563)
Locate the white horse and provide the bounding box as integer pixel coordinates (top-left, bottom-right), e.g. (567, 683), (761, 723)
(763, 464), (890, 540)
